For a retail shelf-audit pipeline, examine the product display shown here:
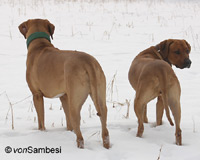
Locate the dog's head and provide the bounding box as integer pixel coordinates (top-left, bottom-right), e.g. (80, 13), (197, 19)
(18, 19), (55, 39)
(158, 39), (192, 69)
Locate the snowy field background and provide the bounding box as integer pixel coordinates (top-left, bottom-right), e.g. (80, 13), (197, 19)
(0, 0), (200, 159)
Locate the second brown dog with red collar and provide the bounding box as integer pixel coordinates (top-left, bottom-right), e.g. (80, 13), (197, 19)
(128, 39), (191, 145)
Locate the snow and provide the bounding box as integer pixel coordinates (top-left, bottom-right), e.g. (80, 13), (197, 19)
(0, 0), (200, 159)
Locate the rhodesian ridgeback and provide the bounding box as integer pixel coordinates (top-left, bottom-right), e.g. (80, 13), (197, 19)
(18, 19), (110, 149)
(128, 39), (191, 145)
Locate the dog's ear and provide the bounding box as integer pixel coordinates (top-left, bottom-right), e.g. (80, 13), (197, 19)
(46, 20), (55, 40)
(18, 21), (28, 39)
(159, 39), (174, 59)
(184, 40), (191, 53)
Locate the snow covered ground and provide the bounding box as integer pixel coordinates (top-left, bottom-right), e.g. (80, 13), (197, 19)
(0, 0), (200, 159)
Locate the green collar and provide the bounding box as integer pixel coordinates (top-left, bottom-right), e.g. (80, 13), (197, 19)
(26, 32), (51, 48)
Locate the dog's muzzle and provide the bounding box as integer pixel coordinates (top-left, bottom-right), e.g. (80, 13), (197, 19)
(183, 58), (192, 68)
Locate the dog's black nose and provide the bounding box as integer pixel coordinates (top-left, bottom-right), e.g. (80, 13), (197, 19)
(184, 58), (192, 68)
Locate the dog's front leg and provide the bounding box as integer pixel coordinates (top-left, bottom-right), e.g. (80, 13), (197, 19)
(33, 93), (45, 130)
(143, 104), (148, 123)
(60, 95), (73, 131)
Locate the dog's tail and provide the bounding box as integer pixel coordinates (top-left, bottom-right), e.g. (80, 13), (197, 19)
(85, 59), (107, 118)
(160, 72), (174, 126)
(84, 57), (110, 149)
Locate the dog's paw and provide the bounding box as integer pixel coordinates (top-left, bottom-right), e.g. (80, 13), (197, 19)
(175, 132), (182, 146)
(176, 139), (182, 146)
(143, 117), (148, 123)
(39, 127), (46, 131)
(103, 136), (110, 149)
(136, 132), (143, 137)
(77, 139), (84, 149)
(67, 126), (73, 131)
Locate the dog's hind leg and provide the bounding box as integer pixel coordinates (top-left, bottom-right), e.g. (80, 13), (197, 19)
(65, 69), (90, 149)
(169, 99), (182, 145)
(60, 94), (73, 131)
(134, 80), (158, 137)
(168, 84), (182, 145)
(33, 92), (45, 130)
(86, 63), (110, 149)
(134, 96), (145, 137)
(134, 84), (148, 137)
(90, 84), (110, 149)
(99, 105), (110, 149)
(156, 96), (164, 126)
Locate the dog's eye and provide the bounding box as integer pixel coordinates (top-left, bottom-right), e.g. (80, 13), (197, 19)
(174, 50), (180, 55)
(186, 49), (190, 54)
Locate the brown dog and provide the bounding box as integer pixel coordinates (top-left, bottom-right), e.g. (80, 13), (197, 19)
(18, 19), (110, 149)
(128, 39), (191, 145)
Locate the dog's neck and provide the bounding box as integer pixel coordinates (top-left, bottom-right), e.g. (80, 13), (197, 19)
(154, 44), (172, 66)
(26, 32), (51, 49)
(152, 45), (163, 60)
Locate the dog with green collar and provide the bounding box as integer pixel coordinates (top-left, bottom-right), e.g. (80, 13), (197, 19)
(18, 19), (110, 149)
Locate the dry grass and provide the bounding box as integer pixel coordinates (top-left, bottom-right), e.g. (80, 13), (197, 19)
(28, 101), (34, 112)
(157, 145), (163, 160)
(107, 71), (118, 102)
(88, 104), (92, 118)
(0, 91), (33, 130)
(5, 92), (14, 130)
(124, 99), (131, 119)
(192, 116), (196, 133)
(49, 103), (53, 110)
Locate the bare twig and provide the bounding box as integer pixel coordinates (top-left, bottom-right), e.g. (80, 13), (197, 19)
(5, 106), (11, 120)
(107, 100), (125, 108)
(52, 122), (55, 127)
(88, 104), (92, 118)
(11, 95), (32, 105)
(61, 118), (64, 127)
(49, 103), (53, 110)
(5, 92), (14, 130)
(9, 26), (12, 40)
(107, 71), (118, 102)
(157, 145), (163, 160)
(192, 116), (196, 133)
(125, 99), (131, 119)
(0, 91), (6, 96)
(103, 22), (116, 40)
(4, 93), (32, 129)
(87, 131), (100, 140)
(28, 101), (33, 112)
